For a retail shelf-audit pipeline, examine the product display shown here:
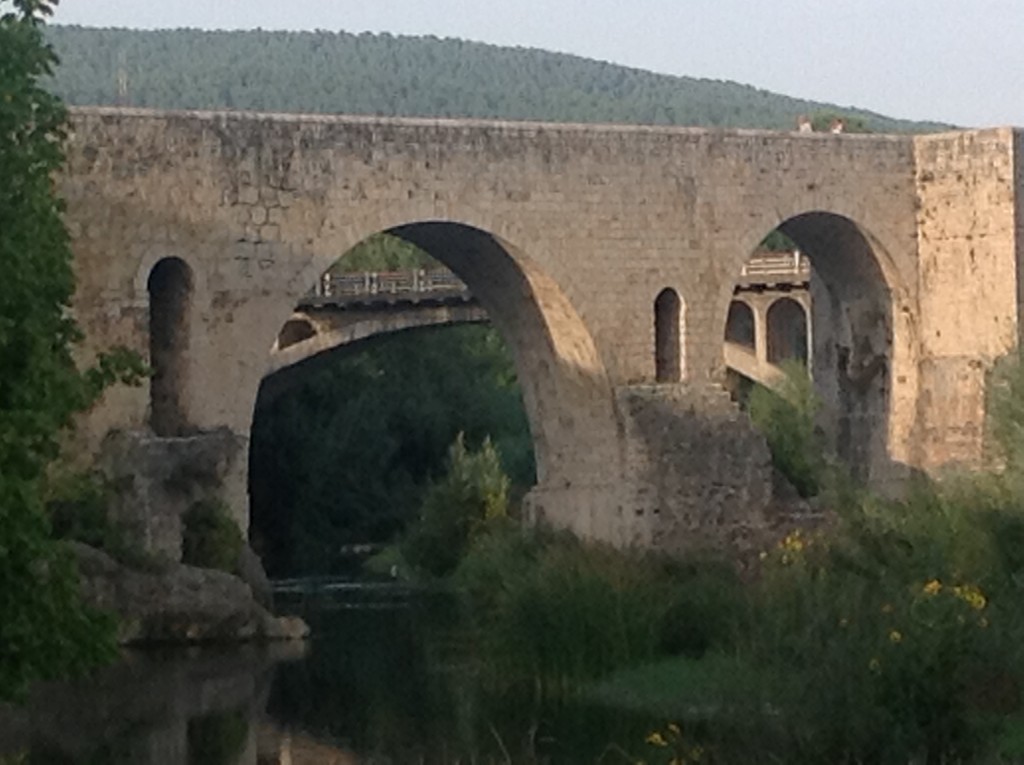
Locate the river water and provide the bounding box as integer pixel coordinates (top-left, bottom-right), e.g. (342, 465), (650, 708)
(0, 579), (661, 764)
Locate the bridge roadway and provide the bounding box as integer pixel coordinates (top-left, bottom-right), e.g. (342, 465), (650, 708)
(266, 253), (808, 392)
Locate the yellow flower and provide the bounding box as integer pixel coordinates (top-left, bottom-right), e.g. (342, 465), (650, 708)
(667, 723), (681, 735)
(690, 745), (705, 761)
(889, 630), (902, 643)
(922, 579), (942, 596)
(646, 732), (668, 747)
(780, 531), (806, 553)
(951, 584), (987, 610)
(868, 657), (881, 672)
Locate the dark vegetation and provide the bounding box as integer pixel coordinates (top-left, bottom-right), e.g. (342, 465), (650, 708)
(181, 499), (244, 573)
(43, 25), (950, 133)
(250, 323), (534, 577)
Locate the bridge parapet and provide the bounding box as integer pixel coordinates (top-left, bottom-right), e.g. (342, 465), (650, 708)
(736, 251), (810, 291)
(311, 253), (810, 306)
(316, 268), (466, 297)
(303, 268), (473, 310)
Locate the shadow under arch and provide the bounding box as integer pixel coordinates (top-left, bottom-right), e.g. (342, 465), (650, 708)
(276, 318), (317, 350)
(725, 301), (756, 350)
(654, 288), (684, 382)
(147, 256), (194, 437)
(765, 296), (809, 365)
(728, 212), (908, 486)
(254, 220), (622, 534)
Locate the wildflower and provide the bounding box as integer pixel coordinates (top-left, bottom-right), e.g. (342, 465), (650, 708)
(868, 657), (881, 672)
(667, 723), (681, 735)
(646, 732), (668, 747)
(759, 551), (768, 561)
(952, 585), (987, 611)
(889, 630), (902, 643)
(690, 745), (705, 761)
(922, 579), (942, 596)
(881, 603), (894, 614)
(780, 531), (806, 553)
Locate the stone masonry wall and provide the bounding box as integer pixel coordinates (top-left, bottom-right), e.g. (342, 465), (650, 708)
(913, 129), (1021, 470)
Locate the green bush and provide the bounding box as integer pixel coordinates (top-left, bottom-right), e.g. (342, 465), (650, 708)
(182, 499), (244, 573)
(400, 434), (509, 577)
(748, 360), (826, 497)
(721, 482), (1024, 763)
(454, 526), (728, 696)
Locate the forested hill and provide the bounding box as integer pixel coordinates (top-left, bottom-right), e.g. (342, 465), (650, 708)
(46, 26), (949, 133)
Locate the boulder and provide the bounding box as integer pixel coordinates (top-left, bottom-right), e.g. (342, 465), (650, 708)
(70, 542), (307, 645)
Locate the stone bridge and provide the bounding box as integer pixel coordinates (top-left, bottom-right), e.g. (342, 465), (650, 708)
(62, 106), (1024, 554)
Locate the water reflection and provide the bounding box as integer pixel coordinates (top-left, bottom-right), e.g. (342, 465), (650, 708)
(0, 582), (658, 764)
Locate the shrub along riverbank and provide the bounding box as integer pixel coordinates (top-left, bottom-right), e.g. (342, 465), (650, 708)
(384, 359), (1024, 764)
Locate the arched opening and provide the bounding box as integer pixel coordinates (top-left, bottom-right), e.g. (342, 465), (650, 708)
(727, 215), (893, 484)
(277, 318), (316, 350)
(654, 288), (683, 382)
(766, 297), (809, 365)
(147, 256), (193, 437)
(725, 301), (755, 350)
(249, 223), (615, 576)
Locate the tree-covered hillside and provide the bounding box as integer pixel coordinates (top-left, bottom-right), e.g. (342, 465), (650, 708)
(46, 26), (949, 132)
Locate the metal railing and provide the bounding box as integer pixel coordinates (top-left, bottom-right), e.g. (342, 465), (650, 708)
(739, 251), (810, 279)
(312, 268), (467, 298)
(308, 251), (808, 301)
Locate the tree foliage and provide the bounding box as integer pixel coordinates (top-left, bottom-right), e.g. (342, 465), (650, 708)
(400, 434), (510, 578)
(0, 0), (141, 700)
(333, 233), (435, 273)
(748, 361), (826, 497)
(42, 26), (949, 133)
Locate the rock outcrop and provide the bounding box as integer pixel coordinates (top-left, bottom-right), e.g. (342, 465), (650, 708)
(71, 542), (308, 645)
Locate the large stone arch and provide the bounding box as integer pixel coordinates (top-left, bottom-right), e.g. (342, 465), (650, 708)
(719, 210), (919, 488)
(250, 219), (624, 539)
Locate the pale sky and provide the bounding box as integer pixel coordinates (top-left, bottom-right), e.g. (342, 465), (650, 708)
(50, 0), (1024, 127)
